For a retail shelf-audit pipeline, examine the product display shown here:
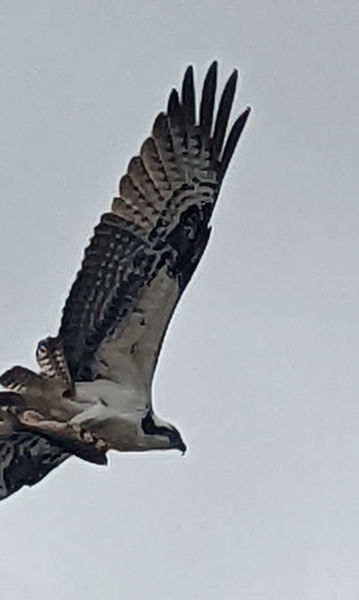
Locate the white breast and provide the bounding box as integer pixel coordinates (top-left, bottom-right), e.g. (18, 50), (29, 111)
(70, 378), (149, 451)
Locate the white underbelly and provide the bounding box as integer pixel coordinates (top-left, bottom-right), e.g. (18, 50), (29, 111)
(70, 378), (149, 451)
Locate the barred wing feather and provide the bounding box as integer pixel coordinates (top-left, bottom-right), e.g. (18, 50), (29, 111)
(59, 62), (251, 384)
(0, 433), (69, 500)
(0, 62), (251, 501)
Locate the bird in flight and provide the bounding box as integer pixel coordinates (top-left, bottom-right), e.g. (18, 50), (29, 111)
(0, 61), (251, 500)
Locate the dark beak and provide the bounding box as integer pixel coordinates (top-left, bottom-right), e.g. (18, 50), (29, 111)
(177, 438), (187, 455)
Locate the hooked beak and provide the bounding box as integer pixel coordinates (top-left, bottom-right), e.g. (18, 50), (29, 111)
(177, 438), (187, 455)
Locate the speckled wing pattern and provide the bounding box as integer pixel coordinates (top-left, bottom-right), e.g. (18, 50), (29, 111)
(0, 365), (71, 500)
(0, 432), (70, 500)
(0, 62), (250, 500)
(59, 61), (251, 383)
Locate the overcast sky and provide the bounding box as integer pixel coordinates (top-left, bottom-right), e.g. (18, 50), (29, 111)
(0, 1), (358, 599)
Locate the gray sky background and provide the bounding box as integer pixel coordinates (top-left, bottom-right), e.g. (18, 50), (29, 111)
(0, 1), (358, 598)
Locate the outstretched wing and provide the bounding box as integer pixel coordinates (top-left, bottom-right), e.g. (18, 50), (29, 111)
(59, 61), (251, 383)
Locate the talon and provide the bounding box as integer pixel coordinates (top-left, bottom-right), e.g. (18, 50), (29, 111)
(82, 431), (94, 443)
(95, 439), (108, 451)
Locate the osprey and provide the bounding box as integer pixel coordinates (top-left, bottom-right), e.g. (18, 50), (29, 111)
(0, 61), (251, 500)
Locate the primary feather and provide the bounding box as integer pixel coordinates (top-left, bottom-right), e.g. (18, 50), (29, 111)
(0, 61), (251, 500)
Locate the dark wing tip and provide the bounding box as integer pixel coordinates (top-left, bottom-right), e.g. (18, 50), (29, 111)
(208, 59), (218, 74)
(167, 88), (180, 116)
(219, 106), (251, 182)
(169, 61), (251, 185)
(212, 68), (239, 159)
(181, 65), (195, 124)
(199, 61), (218, 135)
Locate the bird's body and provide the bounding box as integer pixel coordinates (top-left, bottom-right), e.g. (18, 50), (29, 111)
(72, 379), (149, 452)
(0, 61), (251, 500)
